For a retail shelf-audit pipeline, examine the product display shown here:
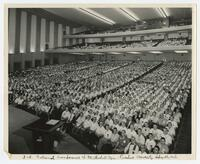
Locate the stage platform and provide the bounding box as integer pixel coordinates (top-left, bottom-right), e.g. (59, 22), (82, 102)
(9, 106), (91, 154)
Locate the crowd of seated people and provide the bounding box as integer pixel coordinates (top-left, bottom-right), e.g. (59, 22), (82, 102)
(9, 61), (98, 78)
(70, 41), (158, 50)
(65, 61), (130, 81)
(72, 23), (190, 36)
(9, 61), (160, 116)
(62, 38), (187, 51)
(10, 61), (160, 114)
(9, 60), (191, 154)
(58, 61), (191, 154)
(157, 39), (187, 47)
(63, 61), (98, 71)
(41, 61), (129, 82)
(72, 25), (136, 35)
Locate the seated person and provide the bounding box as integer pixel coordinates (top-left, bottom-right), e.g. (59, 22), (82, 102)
(166, 122), (176, 138)
(110, 127), (119, 148)
(72, 112), (85, 134)
(157, 113), (168, 127)
(124, 137), (139, 154)
(97, 124), (112, 152)
(138, 145), (147, 154)
(150, 111), (159, 124)
(134, 118), (142, 131)
(61, 108), (74, 133)
(126, 116), (133, 128)
(161, 128), (172, 146)
(95, 121), (106, 139)
(168, 116), (178, 129)
(79, 115), (92, 139)
(157, 137), (169, 154)
(88, 117), (99, 146)
(105, 115), (114, 127)
(126, 124), (137, 139)
(145, 133), (156, 152)
(113, 130), (129, 154)
(142, 122), (150, 137)
(135, 128), (145, 146)
(152, 146), (160, 154)
(150, 124), (163, 141)
(140, 113), (149, 126)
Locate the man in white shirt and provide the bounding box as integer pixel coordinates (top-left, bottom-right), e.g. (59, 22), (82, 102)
(161, 128), (172, 146)
(87, 117), (99, 146)
(134, 118), (142, 131)
(119, 121), (127, 132)
(126, 124), (137, 139)
(142, 122), (150, 137)
(110, 127), (119, 147)
(136, 128), (145, 146)
(28, 100), (35, 109)
(89, 117), (99, 132)
(145, 133), (156, 152)
(97, 124), (112, 152)
(174, 108), (182, 123)
(124, 137), (139, 154)
(82, 115), (92, 130)
(105, 115), (114, 127)
(150, 111), (158, 124)
(61, 108), (71, 121)
(167, 122), (176, 138)
(140, 114), (148, 126)
(61, 108), (74, 133)
(15, 96), (24, 105)
(150, 124), (163, 141)
(95, 122), (106, 138)
(168, 116), (178, 129)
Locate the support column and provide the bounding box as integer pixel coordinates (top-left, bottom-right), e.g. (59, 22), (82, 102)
(40, 18), (46, 51)
(15, 8), (21, 53)
(8, 8), (16, 54)
(49, 21), (55, 49)
(19, 11), (27, 53)
(54, 23), (58, 48)
(26, 13), (31, 53)
(36, 16), (41, 52)
(58, 24), (62, 47)
(46, 20), (50, 49)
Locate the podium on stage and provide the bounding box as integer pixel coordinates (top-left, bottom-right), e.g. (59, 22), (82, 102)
(23, 119), (64, 154)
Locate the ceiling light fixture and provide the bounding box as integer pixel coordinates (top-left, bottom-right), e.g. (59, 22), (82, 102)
(77, 8), (116, 25)
(162, 8), (170, 17)
(72, 52), (83, 55)
(128, 51), (141, 54)
(110, 52), (122, 55)
(174, 50), (188, 53)
(117, 8), (139, 22)
(92, 52), (104, 55)
(149, 51), (163, 54)
(156, 8), (168, 18)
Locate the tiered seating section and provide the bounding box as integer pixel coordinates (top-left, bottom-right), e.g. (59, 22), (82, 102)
(157, 39), (187, 47)
(58, 38), (188, 51)
(9, 60), (191, 154)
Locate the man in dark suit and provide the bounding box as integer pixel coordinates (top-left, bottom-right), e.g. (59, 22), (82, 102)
(126, 116), (133, 128)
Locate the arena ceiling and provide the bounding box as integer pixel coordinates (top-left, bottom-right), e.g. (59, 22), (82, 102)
(44, 8), (192, 27)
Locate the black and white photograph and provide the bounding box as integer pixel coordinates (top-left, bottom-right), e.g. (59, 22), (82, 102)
(5, 4), (196, 159)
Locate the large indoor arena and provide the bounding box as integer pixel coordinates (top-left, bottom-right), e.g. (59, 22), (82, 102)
(8, 7), (192, 155)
